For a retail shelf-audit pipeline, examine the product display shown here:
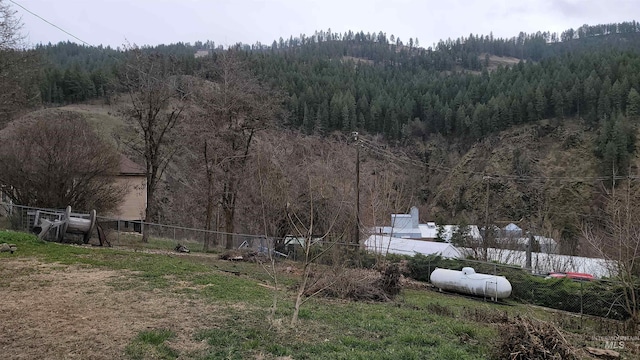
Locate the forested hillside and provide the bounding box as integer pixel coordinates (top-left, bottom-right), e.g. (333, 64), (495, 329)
(5, 20), (640, 255)
(35, 22), (640, 132)
(34, 21), (640, 175)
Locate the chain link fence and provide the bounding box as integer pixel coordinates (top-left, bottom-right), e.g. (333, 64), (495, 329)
(2, 202), (635, 328)
(97, 217), (272, 251)
(0, 202), (359, 261)
(0, 202), (280, 254)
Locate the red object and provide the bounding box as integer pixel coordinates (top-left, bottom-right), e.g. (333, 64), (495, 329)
(548, 272), (594, 281)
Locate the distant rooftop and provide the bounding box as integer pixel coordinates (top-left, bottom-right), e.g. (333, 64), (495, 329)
(119, 155), (145, 175)
(194, 50), (209, 58)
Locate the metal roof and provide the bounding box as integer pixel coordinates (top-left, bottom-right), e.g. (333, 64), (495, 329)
(365, 235), (461, 258)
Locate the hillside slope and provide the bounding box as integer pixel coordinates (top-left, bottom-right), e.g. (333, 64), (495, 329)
(420, 117), (633, 254)
(3, 101), (637, 257)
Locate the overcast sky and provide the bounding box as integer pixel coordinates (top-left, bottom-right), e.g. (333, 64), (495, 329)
(11, 0), (640, 49)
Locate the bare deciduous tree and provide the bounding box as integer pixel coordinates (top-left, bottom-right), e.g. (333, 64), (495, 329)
(583, 180), (640, 331)
(0, 0), (22, 51)
(192, 51), (280, 250)
(0, 0), (39, 126)
(239, 132), (358, 325)
(0, 110), (123, 212)
(119, 46), (190, 241)
(287, 172), (345, 326)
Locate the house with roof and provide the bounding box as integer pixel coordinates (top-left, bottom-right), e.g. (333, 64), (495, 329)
(503, 223), (523, 237)
(465, 247), (614, 278)
(107, 155), (147, 222)
(366, 209), (600, 274)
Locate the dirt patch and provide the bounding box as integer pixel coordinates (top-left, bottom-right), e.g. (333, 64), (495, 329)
(341, 56), (374, 66)
(0, 258), (222, 359)
(479, 53), (523, 71)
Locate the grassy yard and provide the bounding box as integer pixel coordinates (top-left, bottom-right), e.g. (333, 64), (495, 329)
(0, 230), (633, 359)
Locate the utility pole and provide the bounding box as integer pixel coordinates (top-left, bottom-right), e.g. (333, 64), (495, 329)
(353, 131), (360, 244)
(483, 176), (491, 262)
(526, 231), (533, 270)
(484, 177), (490, 225)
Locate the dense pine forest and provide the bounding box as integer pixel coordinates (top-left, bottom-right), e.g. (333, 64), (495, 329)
(33, 21), (640, 177)
(36, 22), (640, 131)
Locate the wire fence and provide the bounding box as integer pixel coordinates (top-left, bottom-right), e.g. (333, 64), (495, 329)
(1, 202), (284, 251)
(0, 202), (356, 260)
(97, 216), (271, 252)
(405, 254), (635, 330)
(1, 201), (636, 328)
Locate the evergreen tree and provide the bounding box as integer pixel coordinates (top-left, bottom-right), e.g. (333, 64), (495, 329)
(610, 80), (624, 111)
(627, 88), (640, 118)
(24, 21), (640, 144)
(595, 114), (636, 179)
(316, 100), (329, 133)
(341, 104), (350, 130)
(552, 89), (565, 118)
(302, 102), (313, 134)
(535, 84), (547, 120)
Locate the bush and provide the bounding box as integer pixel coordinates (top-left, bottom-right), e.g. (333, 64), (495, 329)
(496, 316), (578, 360)
(303, 266), (402, 302)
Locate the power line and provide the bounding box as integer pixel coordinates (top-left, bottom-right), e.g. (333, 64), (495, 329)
(9, 0), (92, 47)
(9, 0), (190, 101)
(357, 137), (640, 183)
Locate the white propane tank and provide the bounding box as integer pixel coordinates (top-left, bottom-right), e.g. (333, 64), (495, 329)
(430, 267), (512, 299)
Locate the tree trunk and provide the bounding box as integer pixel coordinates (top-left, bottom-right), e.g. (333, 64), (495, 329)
(222, 173), (236, 249)
(291, 261), (310, 326)
(204, 194), (215, 251)
(142, 191), (154, 243)
(224, 207), (235, 249)
(203, 141), (217, 251)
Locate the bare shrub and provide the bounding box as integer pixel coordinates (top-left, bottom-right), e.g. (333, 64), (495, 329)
(302, 265), (402, 302)
(496, 315), (577, 360)
(583, 180), (640, 332)
(0, 110), (124, 212)
(377, 263), (402, 296)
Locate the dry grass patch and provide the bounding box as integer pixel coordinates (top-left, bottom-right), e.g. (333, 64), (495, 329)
(0, 258), (225, 360)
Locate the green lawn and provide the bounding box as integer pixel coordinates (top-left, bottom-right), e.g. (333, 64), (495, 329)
(0, 230), (625, 359)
